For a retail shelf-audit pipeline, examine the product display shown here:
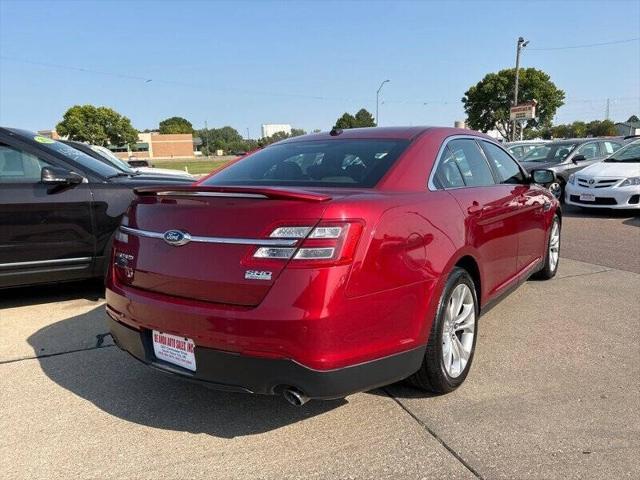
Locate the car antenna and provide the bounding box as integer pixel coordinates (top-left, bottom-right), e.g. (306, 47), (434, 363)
(330, 127), (343, 136)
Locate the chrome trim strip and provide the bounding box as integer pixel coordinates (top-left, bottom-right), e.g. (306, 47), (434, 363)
(0, 257), (92, 269)
(156, 191), (268, 199)
(120, 226), (299, 247)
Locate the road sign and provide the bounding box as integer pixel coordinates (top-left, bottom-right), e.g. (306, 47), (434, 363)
(510, 101), (537, 121)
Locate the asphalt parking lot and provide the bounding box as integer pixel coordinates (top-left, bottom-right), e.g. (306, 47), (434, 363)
(1, 206), (638, 480)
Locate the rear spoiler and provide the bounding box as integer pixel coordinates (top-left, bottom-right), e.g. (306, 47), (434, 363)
(133, 185), (332, 202)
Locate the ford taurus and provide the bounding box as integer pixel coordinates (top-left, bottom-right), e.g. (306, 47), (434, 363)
(106, 127), (561, 405)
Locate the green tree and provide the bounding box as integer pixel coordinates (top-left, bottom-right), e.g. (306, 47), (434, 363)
(462, 68), (565, 140)
(197, 126), (244, 153)
(627, 115), (639, 123)
(354, 108), (375, 127)
(586, 120), (617, 137)
(551, 124), (572, 139)
(334, 108), (376, 129)
(158, 116), (194, 134)
(257, 128), (307, 147)
(56, 105), (138, 147)
(335, 113), (357, 129)
(569, 121), (587, 138)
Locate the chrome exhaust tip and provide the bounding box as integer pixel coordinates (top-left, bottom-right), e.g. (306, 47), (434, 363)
(282, 387), (309, 406)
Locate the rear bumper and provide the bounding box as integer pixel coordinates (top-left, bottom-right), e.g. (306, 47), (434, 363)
(107, 314), (425, 399)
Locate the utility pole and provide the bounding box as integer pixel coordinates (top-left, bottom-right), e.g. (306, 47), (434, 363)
(512, 37), (529, 141)
(246, 127), (250, 140)
(376, 79), (390, 126)
(605, 98), (610, 120)
(204, 120), (208, 156)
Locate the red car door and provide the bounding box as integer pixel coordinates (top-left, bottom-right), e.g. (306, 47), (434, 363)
(479, 140), (548, 275)
(432, 138), (519, 299)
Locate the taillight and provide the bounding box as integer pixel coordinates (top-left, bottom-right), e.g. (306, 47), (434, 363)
(112, 227), (135, 283)
(251, 221), (364, 267)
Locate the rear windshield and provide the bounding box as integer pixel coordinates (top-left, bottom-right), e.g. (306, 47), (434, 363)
(203, 139), (410, 188)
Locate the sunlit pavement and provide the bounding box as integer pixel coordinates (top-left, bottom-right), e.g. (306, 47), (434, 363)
(1, 211), (638, 479)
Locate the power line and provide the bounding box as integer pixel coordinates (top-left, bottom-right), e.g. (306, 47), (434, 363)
(0, 55), (638, 108)
(529, 37), (640, 51)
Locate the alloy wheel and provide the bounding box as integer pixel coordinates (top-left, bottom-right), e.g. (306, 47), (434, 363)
(549, 182), (562, 199)
(441, 283), (475, 378)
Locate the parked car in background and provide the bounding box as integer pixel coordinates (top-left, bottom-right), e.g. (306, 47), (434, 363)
(106, 126), (561, 405)
(565, 139), (640, 209)
(520, 138), (625, 199)
(127, 156), (150, 168)
(505, 140), (550, 160)
(61, 141), (194, 180)
(0, 128), (194, 289)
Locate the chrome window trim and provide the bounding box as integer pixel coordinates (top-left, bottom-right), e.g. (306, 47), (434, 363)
(427, 135), (503, 191)
(0, 257), (91, 270)
(120, 226), (299, 247)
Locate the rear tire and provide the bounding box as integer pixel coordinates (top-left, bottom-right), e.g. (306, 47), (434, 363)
(409, 267), (478, 394)
(532, 215), (560, 280)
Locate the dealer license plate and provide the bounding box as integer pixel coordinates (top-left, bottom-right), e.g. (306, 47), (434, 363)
(579, 193), (595, 202)
(152, 331), (196, 371)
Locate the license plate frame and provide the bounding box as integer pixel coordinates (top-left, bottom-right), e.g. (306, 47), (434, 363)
(152, 330), (196, 371)
(579, 193), (596, 202)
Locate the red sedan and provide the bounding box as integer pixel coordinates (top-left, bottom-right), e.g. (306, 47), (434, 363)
(106, 127), (561, 405)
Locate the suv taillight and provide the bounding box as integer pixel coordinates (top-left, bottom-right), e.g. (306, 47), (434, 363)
(252, 221), (363, 267)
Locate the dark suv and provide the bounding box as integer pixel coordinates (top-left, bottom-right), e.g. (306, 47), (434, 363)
(520, 138), (624, 199)
(0, 128), (193, 289)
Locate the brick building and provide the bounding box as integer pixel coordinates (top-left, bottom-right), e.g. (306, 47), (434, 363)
(109, 132), (196, 160)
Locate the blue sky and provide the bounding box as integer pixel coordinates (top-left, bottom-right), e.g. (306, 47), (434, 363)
(1, 0), (638, 136)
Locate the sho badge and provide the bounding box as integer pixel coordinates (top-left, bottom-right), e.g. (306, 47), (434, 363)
(245, 270), (272, 281)
(163, 230), (191, 246)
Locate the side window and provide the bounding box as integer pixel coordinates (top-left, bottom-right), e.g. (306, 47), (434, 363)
(577, 142), (599, 159)
(602, 141), (622, 155)
(446, 139), (495, 187)
(480, 141), (525, 184)
(434, 147), (465, 188)
(0, 144), (53, 183)
(509, 146), (523, 159)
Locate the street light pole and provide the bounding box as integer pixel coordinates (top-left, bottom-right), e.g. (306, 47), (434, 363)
(376, 79), (390, 126)
(512, 37), (529, 141)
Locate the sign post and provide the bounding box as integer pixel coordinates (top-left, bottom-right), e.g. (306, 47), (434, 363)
(509, 100), (537, 141)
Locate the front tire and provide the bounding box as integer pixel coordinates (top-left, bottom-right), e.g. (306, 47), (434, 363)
(409, 267), (478, 394)
(532, 215), (560, 280)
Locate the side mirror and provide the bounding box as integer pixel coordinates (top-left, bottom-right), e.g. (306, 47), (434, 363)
(572, 154), (586, 164)
(41, 166), (84, 185)
(531, 169), (556, 186)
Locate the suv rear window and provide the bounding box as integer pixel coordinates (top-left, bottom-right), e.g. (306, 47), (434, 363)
(203, 139), (410, 188)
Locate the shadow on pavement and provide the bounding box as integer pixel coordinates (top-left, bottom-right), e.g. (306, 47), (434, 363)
(0, 280), (104, 309)
(27, 305), (345, 438)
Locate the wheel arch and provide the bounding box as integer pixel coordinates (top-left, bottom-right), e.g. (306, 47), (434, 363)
(453, 255), (482, 307)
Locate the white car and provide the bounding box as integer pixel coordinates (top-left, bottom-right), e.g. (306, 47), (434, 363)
(565, 139), (640, 209)
(90, 145), (194, 179)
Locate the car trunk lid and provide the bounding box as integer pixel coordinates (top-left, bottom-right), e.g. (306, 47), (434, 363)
(118, 186), (332, 306)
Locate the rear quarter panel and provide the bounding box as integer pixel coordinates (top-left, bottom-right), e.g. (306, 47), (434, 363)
(325, 189), (465, 347)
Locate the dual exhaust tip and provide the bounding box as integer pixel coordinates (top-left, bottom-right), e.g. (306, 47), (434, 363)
(282, 387), (309, 406)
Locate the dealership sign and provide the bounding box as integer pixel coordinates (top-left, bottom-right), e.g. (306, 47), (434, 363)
(510, 101), (537, 121)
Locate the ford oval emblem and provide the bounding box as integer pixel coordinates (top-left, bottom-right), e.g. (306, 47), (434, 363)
(163, 229), (191, 246)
